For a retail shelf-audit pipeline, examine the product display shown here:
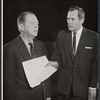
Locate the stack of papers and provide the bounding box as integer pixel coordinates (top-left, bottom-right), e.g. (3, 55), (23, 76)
(22, 56), (57, 88)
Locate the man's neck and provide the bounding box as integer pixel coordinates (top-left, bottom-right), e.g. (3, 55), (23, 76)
(76, 26), (83, 33)
(21, 32), (34, 42)
(72, 26), (83, 33)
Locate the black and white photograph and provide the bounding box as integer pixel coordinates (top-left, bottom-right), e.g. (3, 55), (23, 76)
(2, 0), (98, 100)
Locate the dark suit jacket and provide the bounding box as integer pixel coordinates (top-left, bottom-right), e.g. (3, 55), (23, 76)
(52, 28), (98, 96)
(3, 35), (51, 100)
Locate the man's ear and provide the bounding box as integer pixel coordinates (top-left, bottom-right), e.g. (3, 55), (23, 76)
(18, 24), (24, 31)
(81, 18), (84, 24)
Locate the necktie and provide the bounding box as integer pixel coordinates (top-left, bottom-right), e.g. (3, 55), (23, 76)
(72, 32), (76, 61)
(28, 42), (37, 58)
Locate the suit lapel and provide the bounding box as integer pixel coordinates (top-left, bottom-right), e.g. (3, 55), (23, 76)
(75, 28), (88, 61)
(16, 35), (32, 61)
(67, 31), (73, 60)
(33, 38), (40, 57)
(33, 38), (46, 58)
(64, 30), (73, 61)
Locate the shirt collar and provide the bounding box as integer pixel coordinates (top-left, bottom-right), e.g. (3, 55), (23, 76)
(20, 34), (33, 46)
(76, 26), (83, 35)
(72, 26), (83, 35)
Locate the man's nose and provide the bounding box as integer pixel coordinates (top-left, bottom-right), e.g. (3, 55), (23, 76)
(34, 25), (39, 28)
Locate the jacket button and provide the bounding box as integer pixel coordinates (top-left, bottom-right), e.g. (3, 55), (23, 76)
(73, 68), (75, 70)
(70, 78), (72, 79)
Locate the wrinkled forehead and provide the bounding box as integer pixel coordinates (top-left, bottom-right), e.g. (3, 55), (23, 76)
(25, 14), (39, 23)
(67, 10), (78, 18)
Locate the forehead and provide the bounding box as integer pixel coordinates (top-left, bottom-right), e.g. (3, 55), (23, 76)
(25, 14), (39, 23)
(67, 10), (78, 18)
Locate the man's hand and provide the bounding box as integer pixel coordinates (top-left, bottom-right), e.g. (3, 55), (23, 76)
(46, 61), (59, 69)
(88, 88), (96, 100)
(46, 97), (51, 100)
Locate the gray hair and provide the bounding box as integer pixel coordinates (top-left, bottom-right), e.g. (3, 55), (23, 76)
(17, 11), (35, 25)
(69, 6), (85, 20)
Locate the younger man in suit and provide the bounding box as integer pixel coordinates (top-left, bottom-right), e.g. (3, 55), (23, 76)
(50, 6), (98, 100)
(3, 11), (51, 100)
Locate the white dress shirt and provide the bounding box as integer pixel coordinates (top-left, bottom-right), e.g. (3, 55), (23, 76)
(72, 26), (83, 54)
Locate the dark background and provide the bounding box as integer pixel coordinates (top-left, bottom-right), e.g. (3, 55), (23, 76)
(3, 0), (98, 44)
(3, 0), (98, 100)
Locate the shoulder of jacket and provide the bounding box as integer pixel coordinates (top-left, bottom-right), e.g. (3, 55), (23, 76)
(84, 28), (98, 35)
(4, 37), (18, 49)
(58, 29), (70, 36)
(34, 38), (45, 46)
(84, 28), (98, 40)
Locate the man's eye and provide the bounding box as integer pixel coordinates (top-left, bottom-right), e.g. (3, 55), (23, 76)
(67, 18), (70, 21)
(72, 18), (75, 21)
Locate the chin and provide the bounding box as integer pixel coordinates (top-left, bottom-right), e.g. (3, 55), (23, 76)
(33, 34), (38, 37)
(68, 28), (73, 31)
(31, 32), (38, 37)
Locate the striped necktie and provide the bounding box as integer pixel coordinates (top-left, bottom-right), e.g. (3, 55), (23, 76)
(28, 42), (37, 58)
(72, 32), (76, 61)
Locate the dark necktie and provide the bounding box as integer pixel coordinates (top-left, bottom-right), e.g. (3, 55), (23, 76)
(72, 32), (76, 61)
(28, 42), (37, 58)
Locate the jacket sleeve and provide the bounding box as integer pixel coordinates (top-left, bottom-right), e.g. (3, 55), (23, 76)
(3, 45), (17, 100)
(45, 78), (51, 98)
(43, 42), (51, 98)
(51, 32), (62, 66)
(89, 33), (98, 88)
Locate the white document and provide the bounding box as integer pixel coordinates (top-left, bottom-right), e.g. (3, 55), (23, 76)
(22, 56), (57, 88)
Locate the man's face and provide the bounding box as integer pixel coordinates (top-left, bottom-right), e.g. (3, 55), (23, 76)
(23, 14), (39, 38)
(67, 10), (84, 32)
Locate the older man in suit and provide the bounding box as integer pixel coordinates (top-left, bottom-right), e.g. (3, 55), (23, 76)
(3, 11), (51, 100)
(50, 6), (98, 100)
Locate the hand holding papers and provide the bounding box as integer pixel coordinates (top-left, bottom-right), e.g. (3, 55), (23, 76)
(46, 61), (59, 69)
(22, 56), (57, 88)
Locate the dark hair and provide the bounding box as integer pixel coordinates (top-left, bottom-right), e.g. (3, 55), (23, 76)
(69, 6), (85, 20)
(17, 11), (35, 25)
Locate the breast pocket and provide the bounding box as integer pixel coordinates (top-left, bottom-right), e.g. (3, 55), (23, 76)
(83, 46), (93, 58)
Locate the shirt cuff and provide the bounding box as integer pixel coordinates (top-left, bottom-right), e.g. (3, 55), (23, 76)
(89, 87), (96, 90)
